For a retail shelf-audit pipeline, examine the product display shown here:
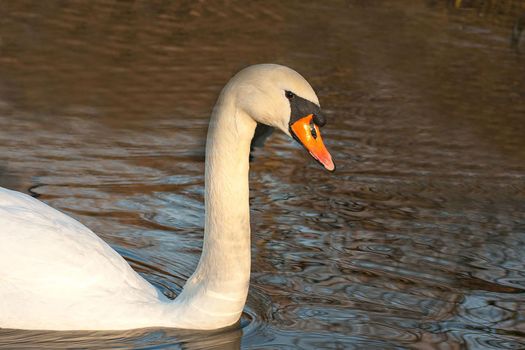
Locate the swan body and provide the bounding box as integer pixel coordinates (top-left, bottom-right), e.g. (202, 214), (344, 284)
(0, 64), (334, 331)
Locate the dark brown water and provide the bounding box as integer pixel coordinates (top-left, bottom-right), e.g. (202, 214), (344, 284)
(1, 1), (525, 349)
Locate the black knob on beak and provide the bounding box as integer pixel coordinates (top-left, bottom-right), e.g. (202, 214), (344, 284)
(313, 113), (326, 127)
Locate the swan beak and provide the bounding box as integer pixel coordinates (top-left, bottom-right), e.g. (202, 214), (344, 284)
(290, 114), (335, 172)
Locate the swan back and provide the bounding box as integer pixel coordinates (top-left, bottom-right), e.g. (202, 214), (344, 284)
(0, 188), (162, 330)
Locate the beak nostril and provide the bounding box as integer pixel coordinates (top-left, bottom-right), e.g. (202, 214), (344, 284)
(309, 119), (318, 140)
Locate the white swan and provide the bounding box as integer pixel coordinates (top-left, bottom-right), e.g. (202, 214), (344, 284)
(0, 64), (334, 331)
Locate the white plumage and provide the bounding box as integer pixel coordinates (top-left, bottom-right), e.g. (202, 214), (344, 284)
(0, 64), (323, 330)
(0, 187), (167, 329)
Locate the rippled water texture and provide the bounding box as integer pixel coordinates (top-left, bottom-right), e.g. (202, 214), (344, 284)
(1, 1), (525, 348)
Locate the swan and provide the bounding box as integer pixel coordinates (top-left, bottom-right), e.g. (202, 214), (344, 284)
(0, 64), (335, 331)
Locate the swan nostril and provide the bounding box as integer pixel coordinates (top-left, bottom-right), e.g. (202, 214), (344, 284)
(310, 120), (318, 140)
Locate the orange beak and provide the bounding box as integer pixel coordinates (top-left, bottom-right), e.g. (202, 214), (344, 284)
(290, 114), (335, 172)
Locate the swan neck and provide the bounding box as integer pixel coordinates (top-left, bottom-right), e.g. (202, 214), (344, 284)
(173, 90), (256, 329)
(202, 99), (255, 276)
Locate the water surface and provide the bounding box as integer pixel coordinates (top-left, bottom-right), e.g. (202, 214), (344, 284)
(1, 1), (524, 349)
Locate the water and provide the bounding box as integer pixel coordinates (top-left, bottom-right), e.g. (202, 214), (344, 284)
(1, 0), (524, 348)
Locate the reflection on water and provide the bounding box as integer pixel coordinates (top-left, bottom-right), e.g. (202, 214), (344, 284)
(0, 326), (243, 349)
(1, 0), (524, 349)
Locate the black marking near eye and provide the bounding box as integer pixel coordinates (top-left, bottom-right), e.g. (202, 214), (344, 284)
(287, 93), (326, 127)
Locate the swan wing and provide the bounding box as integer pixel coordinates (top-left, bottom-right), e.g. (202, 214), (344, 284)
(0, 187), (161, 329)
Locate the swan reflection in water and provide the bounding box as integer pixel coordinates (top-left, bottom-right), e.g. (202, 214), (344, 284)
(0, 324), (243, 349)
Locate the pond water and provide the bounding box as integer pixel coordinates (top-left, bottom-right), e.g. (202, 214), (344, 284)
(1, 0), (524, 349)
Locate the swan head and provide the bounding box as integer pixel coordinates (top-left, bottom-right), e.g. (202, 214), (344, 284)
(227, 64), (335, 172)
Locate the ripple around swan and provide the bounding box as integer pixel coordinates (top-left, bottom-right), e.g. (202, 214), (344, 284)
(1, 0), (525, 348)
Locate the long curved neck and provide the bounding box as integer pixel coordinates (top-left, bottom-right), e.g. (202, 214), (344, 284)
(201, 94), (256, 287)
(170, 90), (257, 329)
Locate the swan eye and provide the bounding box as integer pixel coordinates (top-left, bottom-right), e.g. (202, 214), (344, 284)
(285, 91), (294, 99)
